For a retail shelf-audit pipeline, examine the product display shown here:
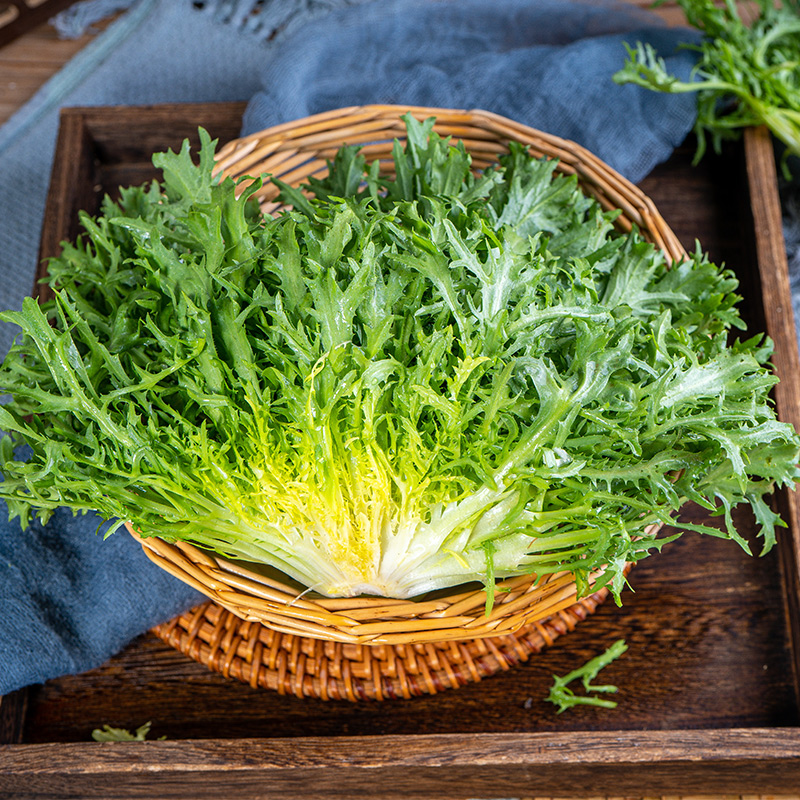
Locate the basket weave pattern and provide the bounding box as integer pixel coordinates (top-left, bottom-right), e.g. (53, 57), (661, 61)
(152, 593), (607, 700)
(132, 105), (681, 678)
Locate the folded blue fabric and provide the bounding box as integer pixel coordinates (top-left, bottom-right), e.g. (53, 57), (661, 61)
(243, 0), (701, 182)
(0, 508), (202, 694)
(0, 0), (701, 696)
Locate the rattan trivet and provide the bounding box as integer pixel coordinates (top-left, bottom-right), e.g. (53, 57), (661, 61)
(152, 588), (609, 701)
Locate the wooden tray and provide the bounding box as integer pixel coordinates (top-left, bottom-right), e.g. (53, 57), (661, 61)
(1, 102), (800, 797)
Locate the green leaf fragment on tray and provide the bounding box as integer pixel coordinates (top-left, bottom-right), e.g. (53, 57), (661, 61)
(91, 722), (165, 742)
(546, 639), (629, 713)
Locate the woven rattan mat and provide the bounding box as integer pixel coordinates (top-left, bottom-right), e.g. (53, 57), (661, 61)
(152, 587), (609, 700)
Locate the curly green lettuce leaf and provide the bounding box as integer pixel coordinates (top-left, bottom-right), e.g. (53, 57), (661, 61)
(0, 116), (797, 601)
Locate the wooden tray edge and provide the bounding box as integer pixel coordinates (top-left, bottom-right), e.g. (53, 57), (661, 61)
(2, 728), (800, 796)
(743, 126), (800, 703)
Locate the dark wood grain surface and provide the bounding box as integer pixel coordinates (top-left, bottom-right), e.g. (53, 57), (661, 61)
(743, 126), (800, 705)
(4, 729), (800, 797)
(2, 102), (800, 796)
(0, 1), (76, 50)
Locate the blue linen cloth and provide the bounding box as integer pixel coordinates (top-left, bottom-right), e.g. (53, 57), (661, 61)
(0, 508), (203, 693)
(0, 0), (700, 695)
(242, 0), (701, 182)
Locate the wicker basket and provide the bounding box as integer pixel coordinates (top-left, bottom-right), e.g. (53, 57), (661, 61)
(130, 105), (680, 687)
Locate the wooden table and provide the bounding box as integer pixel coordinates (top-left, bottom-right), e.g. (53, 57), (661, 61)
(2, 4), (800, 799)
(0, 0), (697, 128)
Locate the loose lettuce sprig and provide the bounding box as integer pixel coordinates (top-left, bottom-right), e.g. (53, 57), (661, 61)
(546, 639), (628, 713)
(91, 722), (164, 742)
(613, 0), (800, 168)
(0, 116), (797, 601)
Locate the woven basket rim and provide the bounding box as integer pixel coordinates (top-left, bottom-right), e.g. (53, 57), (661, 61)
(130, 522), (645, 646)
(151, 591), (611, 700)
